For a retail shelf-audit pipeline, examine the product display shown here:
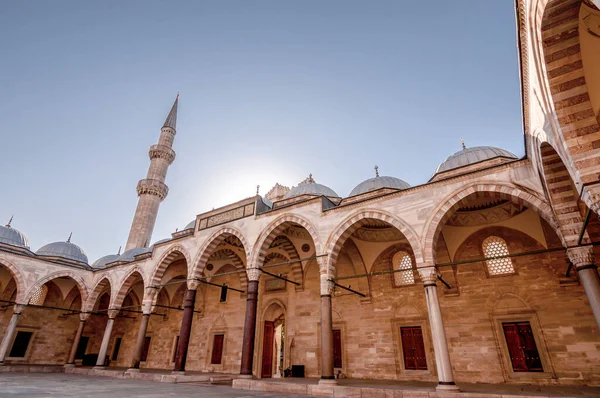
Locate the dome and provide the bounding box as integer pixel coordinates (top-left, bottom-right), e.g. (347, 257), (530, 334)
(283, 175), (339, 199)
(349, 176), (411, 197)
(116, 247), (151, 262)
(435, 146), (517, 174)
(0, 223), (29, 249)
(151, 238), (171, 247)
(37, 240), (88, 264)
(91, 254), (120, 269)
(184, 220), (195, 230)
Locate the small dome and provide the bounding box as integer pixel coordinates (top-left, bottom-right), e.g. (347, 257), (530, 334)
(184, 220), (195, 230)
(435, 146), (517, 174)
(0, 224), (29, 249)
(91, 254), (120, 269)
(37, 241), (88, 264)
(117, 247), (151, 262)
(151, 238), (171, 247)
(349, 176), (410, 197)
(283, 175), (339, 199)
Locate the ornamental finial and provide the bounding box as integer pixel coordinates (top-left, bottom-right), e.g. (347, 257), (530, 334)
(375, 165), (379, 177)
(461, 139), (466, 150)
(117, 246), (122, 255)
(67, 232), (72, 243)
(256, 185), (260, 195)
(6, 215), (13, 227)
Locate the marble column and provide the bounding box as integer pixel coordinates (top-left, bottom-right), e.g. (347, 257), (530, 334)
(66, 313), (90, 366)
(567, 247), (600, 329)
(0, 304), (25, 364)
(129, 288), (157, 371)
(318, 272), (336, 385)
(418, 268), (459, 391)
(173, 280), (198, 373)
(95, 310), (118, 368)
(240, 268), (259, 377)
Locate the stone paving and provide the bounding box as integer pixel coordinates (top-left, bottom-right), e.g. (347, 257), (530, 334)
(0, 373), (310, 397)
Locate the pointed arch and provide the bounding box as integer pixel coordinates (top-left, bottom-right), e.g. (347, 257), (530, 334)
(190, 227), (249, 280)
(149, 245), (191, 287)
(251, 214), (322, 268)
(0, 258), (26, 303)
(84, 276), (112, 313)
(268, 235), (303, 288)
(422, 182), (563, 264)
(24, 271), (88, 308)
(206, 248), (248, 293)
(113, 267), (146, 309)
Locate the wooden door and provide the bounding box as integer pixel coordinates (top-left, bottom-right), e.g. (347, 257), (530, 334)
(261, 321), (275, 378)
(400, 327), (427, 370)
(333, 329), (342, 368)
(502, 322), (543, 372)
(211, 334), (225, 365)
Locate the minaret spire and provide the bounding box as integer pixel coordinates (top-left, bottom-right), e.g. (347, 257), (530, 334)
(125, 94), (179, 251)
(6, 215), (13, 227)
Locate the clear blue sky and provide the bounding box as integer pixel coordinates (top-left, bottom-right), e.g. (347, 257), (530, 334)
(0, 1), (522, 262)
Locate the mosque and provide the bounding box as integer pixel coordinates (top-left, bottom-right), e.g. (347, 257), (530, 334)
(1, 0), (600, 395)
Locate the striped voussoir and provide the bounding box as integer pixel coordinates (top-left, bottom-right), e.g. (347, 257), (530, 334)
(149, 245), (192, 287)
(422, 184), (562, 264)
(0, 258), (26, 304)
(112, 268), (145, 310)
(542, 0), (600, 184)
(190, 227), (250, 281)
(268, 235), (303, 289)
(540, 143), (589, 245)
(207, 248), (248, 292)
(84, 277), (112, 313)
(24, 270), (89, 309)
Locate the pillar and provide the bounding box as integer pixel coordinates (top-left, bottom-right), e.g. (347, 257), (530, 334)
(129, 313), (150, 370)
(418, 268), (459, 391)
(240, 268), (260, 377)
(567, 247), (600, 329)
(66, 313), (90, 367)
(173, 280), (198, 373)
(95, 310), (118, 368)
(318, 270), (336, 385)
(0, 304), (25, 364)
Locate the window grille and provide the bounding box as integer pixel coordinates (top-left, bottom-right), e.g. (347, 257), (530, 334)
(483, 236), (515, 275)
(28, 285), (48, 306)
(392, 251), (415, 286)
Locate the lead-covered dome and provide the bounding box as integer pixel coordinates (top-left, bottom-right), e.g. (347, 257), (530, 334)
(37, 239), (88, 264)
(0, 221), (29, 249)
(349, 175), (410, 197)
(116, 247), (151, 262)
(435, 146), (517, 174)
(283, 175), (339, 199)
(91, 254), (120, 269)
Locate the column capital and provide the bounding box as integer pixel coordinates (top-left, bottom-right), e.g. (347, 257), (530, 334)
(187, 279), (200, 290)
(13, 304), (25, 314)
(582, 185), (600, 214)
(141, 303), (153, 315)
(418, 267), (437, 286)
(79, 312), (91, 322)
(320, 274), (334, 296)
(107, 309), (120, 319)
(567, 246), (595, 269)
(247, 267), (260, 282)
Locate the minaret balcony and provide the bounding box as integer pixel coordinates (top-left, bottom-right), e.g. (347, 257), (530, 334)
(136, 179), (169, 201)
(149, 145), (176, 164)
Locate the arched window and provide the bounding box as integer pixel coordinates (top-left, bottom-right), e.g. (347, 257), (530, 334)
(29, 285), (48, 306)
(482, 236), (514, 275)
(392, 251), (414, 286)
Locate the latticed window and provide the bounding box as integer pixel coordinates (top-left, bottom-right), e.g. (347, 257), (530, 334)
(482, 236), (515, 275)
(28, 285), (48, 306)
(392, 251), (415, 286)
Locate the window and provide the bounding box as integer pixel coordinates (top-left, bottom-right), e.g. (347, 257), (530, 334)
(333, 329), (342, 368)
(112, 337), (122, 361)
(482, 236), (515, 275)
(211, 334), (225, 364)
(392, 251), (415, 286)
(400, 327), (427, 370)
(9, 331), (33, 358)
(75, 336), (89, 360)
(502, 322), (543, 372)
(28, 285), (48, 306)
(219, 285), (228, 302)
(140, 337), (151, 362)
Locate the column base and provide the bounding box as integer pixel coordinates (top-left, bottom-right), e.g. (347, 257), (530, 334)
(126, 368), (140, 373)
(64, 364), (75, 368)
(318, 378), (338, 386)
(171, 370), (186, 375)
(237, 374), (254, 379)
(92, 366), (106, 370)
(436, 382), (460, 392)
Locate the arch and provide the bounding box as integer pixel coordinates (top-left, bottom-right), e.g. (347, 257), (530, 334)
(337, 239), (371, 297)
(208, 259), (248, 294)
(251, 214), (322, 268)
(24, 271), (88, 308)
(0, 258), (26, 303)
(150, 245), (191, 287)
(422, 183), (563, 264)
(325, 209), (423, 275)
(267, 235), (303, 289)
(190, 227), (250, 280)
(84, 276), (112, 313)
(113, 267), (146, 309)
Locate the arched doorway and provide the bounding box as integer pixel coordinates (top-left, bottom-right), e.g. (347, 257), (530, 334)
(260, 301), (286, 378)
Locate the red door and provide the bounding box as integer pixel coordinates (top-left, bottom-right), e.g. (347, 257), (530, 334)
(261, 321), (275, 378)
(502, 322), (543, 372)
(400, 327), (427, 370)
(333, 329), (342, 368)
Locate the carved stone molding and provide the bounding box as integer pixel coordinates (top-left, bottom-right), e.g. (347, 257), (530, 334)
(161, 126), (176, 136)
(247, 267), (260, 281)
(137, 179), (168, 201)
(567, 246), (595, 268)
(13, 304), (25, 314)
(79, 312), (91, 322)
(447, 202), (525, 227)
(107, 309), (120, 319)
(148, 144), (176, 165)
(582, 186), (600, 214)
(418, 267), (437, 286)
(187, 279), (200, 291)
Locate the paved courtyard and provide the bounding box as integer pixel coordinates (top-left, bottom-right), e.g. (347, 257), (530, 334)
(0, 373), (309, 398)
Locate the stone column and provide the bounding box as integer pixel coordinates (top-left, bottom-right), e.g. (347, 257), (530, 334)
(66, 313), (90, 367)
(418, 268), (459, 391)
(95, 310), (118, 368)
(173, 280), (198, 373)
(319, 272), (336, 385)
(567, 247), (600, 329)
(240, 268), (260, 378)
(129, 287), (157, 371)
(0, 304), (25, 364)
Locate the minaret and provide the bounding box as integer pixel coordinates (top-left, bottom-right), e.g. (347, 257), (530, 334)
(125, 94), (178, 251)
